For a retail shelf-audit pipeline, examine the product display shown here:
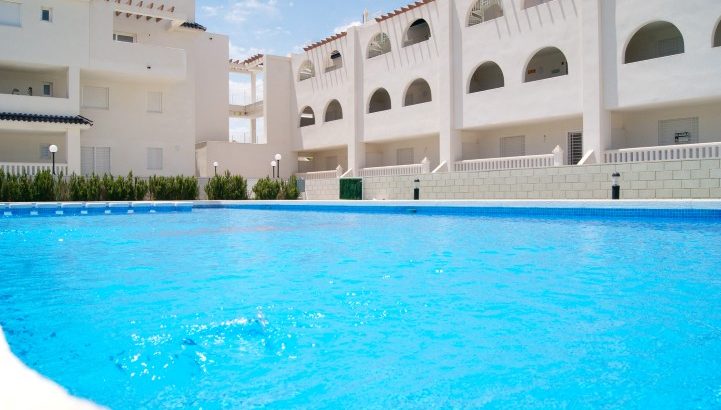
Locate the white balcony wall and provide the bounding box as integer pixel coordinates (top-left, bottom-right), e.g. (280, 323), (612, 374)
(364, 100), (440, 142)
(365, 135), (439, 169)
(459, 0), (582, 129)
(610, 101), (721, 149)
(0, 131), (67, 163)
(604, 0), (721, 109)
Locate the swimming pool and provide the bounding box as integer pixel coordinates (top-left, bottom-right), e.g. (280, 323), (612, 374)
(2, 206), (721, 408)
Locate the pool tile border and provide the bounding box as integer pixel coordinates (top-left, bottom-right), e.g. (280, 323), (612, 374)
(1, 200), (720, 219)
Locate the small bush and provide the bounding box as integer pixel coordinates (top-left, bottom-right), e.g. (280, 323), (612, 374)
(205, 171), (248, 200)
(252, 177), (281, 200)
(148, 175), (198, 200)
(278, 176), (300, 200)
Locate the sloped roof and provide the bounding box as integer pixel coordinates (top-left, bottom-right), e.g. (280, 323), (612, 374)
(0, 112), (93, 126)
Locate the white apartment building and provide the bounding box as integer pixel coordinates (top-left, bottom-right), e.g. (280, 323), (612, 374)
(202, 0), (721, 188)
(0, 0), (228, 177)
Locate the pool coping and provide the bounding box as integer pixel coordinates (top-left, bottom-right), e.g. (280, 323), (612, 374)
(1, 199), (720, 218)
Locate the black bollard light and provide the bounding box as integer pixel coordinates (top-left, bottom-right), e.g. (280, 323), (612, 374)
(413, 179), (420, 200)
(611, 172), (621, 200)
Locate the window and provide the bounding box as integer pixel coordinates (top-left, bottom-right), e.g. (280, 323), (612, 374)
(324, 100), (343, 122)
(299, 106), (315, 127)
(367, 33), (391, 59)
(82, 86), (109, 109)
(625, 21), (684, 64)
(42, 82), (53, 97)
(404, 79), (432, 106)
(81, 146), (111, 176)
(41, 7), (51, 22)
(39, 144), (51, 160)
(523, 0), (552, 9)
(525, 47), (568, 83)
(659, 117), (699, 146)
(396, 148), (414, 165)
(403, 19), (431, 47)
(468, 62), (504, 93)
(147, 147), (163, 170)
(0, 1), (21, 27)
(147, 91), (162, 113)
(298, 60), (315, 81)
(567, 132), (583, 165)
(468, 0), (503, 26)
(325, 51), (343, 73)
(368, 88), (391, 113)
(113, 32), (136, 43)
(500, 136), (525, 158)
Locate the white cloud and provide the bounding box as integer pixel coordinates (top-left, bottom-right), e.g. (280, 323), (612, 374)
(229, 42), (267, 60)
(225, 0), (280, 23)
(200, 5), (222, 17)
(333, 20), (362, 34)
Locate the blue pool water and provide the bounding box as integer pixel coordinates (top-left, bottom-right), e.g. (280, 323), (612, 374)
(2, 208), (721, 409)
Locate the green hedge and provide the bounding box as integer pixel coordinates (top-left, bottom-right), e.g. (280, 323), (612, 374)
(205, 171), (248, 200)
(0, 170), (198, 202)
(340, 178), (362, 200)
(252, 176), (300, 200)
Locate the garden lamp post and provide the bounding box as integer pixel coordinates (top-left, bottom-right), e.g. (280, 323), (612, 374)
(48, 144), (58, 175)
(274, 153), (282, 178)
(271, 160), (277, 178)
(213, 161), (219, 176)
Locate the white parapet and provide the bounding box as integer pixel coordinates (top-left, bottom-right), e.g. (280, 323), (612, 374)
(454, 154), (555, 173)
(359, 158), (430, 177)
(604, 142), (721, 164)
(296, 165), (344, 180)
(0, 162), (69, 176)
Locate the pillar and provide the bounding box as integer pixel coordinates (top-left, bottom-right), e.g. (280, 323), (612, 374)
(250, 72), (257, 144)
(66, 128), (81, 175)
(349, 26), (365, 176)
(438, 0), (461, 171)
(581, 0), (611, 164)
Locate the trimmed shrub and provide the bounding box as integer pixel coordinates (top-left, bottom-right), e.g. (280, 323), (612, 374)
(252, 177), (281, 200)
(148, 175), (198, 200)
(278, 176), (300, 200)
(205, 171), (248, 200)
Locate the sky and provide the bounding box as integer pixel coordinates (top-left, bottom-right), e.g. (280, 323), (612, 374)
(196, 0), (414, 141)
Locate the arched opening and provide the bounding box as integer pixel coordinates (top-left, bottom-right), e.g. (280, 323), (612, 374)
(404, 79), (432, 106)
(524, 47), (568, 83)
(368, 33), (391, 59)
(299, 107), (315, 127)
(325, 50), (343, 72)
(468, 0), (503, 26)
(324, 100), (343, 122)
(298, 61), (315, 81)
(625, 21), (685, 64)
(403, 19), (431, 47)
(523, 0), (551, 9)
(715, 20), (721, 47)
(368, 88), (391, 113)
(469, 62), (504, 93)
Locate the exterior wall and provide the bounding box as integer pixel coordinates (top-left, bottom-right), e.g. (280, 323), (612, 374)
(298, 147), (348, 172)
(195, 141), (293, 179)
(303, 178), (340, 200)
(612, 101), (721, 149)
(365, 135), (440, 168)
(359, 159), (721, 200)
(461, 117), (583, 160)
(0, 131), (67, 163)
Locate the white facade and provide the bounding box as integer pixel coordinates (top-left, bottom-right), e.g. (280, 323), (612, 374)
(0, 0), (228, 177)
(208, 0), (721, 181)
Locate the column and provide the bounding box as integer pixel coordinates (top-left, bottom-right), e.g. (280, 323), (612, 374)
(348, 26), (365, 176)
(66, 128), (81, 175)
(581, 0), (611, 163)
(437, 0), (461, 171)
(250, 72), (257, 144)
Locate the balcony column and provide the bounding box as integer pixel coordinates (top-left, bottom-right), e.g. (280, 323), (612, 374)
(581, 0), (611, 163)
(250, 72), (257, 144)
(438, 0), (461, 171)
(348, 26), (365, 176)
(66, 128), (81, 175)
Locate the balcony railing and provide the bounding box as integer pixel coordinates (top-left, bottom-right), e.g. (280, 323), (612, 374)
(359, 158), (431, 177)
(1, 162), (68, 176)
(454, 146), (563, 172)
(604, 142), (721, 164)
(296, 166), (343, 180)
